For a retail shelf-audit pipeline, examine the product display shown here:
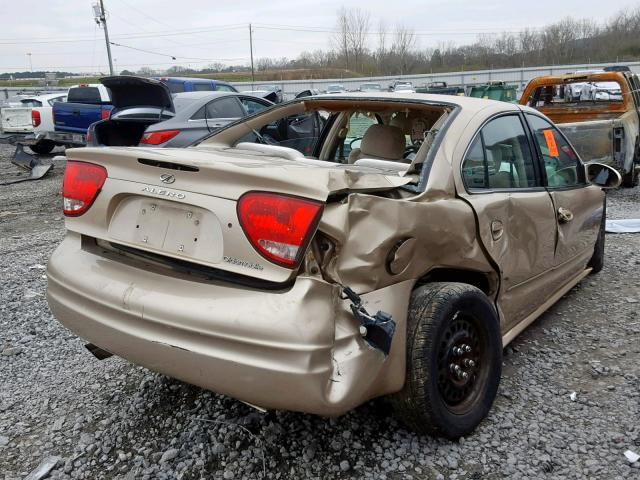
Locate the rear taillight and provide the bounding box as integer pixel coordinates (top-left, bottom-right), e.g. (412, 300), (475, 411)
(62, 161), (107, 217)
(237, 192), (323, 268)
(31, 110), (41, 127)
(100, 108), (111, 120)
(140, 130), (180, 145)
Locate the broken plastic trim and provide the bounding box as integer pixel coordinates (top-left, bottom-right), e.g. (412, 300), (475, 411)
(2, 144), (53, 185)
(342, 286), (396, 356)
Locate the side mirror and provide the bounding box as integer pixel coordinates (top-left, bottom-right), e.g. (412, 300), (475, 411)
(586, 162), (621, 189)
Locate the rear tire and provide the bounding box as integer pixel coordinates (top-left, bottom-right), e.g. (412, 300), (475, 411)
(29, 140), (55, 155)
(391, 282), (502, 439)
(588, 199), (606, 274)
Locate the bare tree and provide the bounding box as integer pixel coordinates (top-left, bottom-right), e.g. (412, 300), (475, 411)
(331, 7), (350, 70)
(392, 24), (416, 75)
(346, 8), (370, 72)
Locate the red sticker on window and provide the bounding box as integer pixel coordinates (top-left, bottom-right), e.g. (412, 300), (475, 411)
(543, 129), (559, 157)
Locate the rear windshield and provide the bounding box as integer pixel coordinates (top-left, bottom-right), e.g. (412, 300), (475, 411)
(526, 80), (624, 107)
(20, 99), (42, 107)
(68, 87), (103, 104)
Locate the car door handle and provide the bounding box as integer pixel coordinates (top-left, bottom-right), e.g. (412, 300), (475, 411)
(490, 220), (504, 240)
(557, 207), (574, 224)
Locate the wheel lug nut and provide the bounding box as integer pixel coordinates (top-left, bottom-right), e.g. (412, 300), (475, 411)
(464, 359), (476, 368)
(461, 371), (469, 380)
(464, 345), (472, 353)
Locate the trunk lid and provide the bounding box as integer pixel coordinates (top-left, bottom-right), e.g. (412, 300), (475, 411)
(100, 76), (174, 113)
(65, 145), (411, 284)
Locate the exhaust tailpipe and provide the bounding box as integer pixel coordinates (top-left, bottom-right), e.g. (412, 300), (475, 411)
(85, 343), (113, 360)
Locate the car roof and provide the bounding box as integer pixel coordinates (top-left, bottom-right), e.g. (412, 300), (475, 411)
(160, 76), (231, 85)
(174, 91), (235, 100)
(308, 91), (520, 112)
(20, 93), (66, 101)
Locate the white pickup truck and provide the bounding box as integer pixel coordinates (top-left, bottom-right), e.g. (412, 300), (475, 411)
(0, 92), (67, 153)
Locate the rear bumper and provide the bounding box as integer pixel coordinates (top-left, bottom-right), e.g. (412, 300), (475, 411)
(46, 233), (410, 416)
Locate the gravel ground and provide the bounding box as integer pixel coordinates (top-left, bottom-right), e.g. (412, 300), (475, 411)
(1, 143), (639, 480)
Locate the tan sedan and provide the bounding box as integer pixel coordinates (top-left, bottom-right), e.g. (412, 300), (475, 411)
(47, 93), (620, 439)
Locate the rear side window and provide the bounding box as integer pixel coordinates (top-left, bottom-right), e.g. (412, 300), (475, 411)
(526, 114), (585, 188)
(240, 97), (269, 115)
(191, 106), (206, 120)
(67, 87), (102, 104)
(206, 97), (244, 118)
(192, 83), (214, 92)
(462, 115), (539, 190)
(215, 84), (237, 92)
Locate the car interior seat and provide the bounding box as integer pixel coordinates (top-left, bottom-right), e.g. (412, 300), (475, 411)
(348, 124), (406, 164)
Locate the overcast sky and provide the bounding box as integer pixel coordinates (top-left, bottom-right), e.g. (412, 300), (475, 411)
(0, 0), (636, 74)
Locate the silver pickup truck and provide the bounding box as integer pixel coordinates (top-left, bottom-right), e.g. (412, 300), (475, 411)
(521, 71), (640, 187)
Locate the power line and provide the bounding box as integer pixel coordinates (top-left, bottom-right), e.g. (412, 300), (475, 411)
(0, 57), (251, 72)
(0, 21), (548, 46)
(109, 41), (232, 62)
(0, 24), (247, 45)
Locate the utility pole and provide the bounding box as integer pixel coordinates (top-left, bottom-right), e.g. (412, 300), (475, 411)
(249, 24), (255, 89)
(26, 53), (32, 72)
(94, 1), (114, 75)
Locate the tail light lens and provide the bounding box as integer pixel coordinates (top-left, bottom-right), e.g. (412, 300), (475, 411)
(100, 108), (111, 120)
(62, 161), (107, 217)
(31, 110), (41, 127)
(237, 192), (323, 268)
(140, 130), (180, 145)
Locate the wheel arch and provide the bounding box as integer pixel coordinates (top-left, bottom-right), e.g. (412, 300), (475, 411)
(415, 267), (499, 298)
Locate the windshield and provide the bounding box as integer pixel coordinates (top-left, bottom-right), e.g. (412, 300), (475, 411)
(327, 85), (343, 91)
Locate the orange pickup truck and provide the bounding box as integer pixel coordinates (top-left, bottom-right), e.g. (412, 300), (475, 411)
(521, 71), (640, 186)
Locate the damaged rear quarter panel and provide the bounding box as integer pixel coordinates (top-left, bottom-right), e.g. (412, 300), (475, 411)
(319, 192), (494, 294)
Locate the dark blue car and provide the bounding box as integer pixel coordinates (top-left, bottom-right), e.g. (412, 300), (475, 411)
(154, 76), (238, 94)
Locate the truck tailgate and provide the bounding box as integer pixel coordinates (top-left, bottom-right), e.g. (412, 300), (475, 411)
(54, 102), (109, 133)
(1, 107), (33, 133)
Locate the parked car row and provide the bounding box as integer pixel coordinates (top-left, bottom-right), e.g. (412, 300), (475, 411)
(0, 76), (271, 154)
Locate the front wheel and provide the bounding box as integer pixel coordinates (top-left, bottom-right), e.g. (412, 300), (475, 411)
(588, 198), (606, 274)
(391, 282), (502, 439)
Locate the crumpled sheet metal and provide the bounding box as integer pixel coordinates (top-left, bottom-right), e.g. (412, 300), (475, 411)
(320, 192), (495, 294)
(69, 146), (411, 202)
(605, 219), (640, 233)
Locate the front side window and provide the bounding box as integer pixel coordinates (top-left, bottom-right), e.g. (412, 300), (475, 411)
(205, 97), (245, 118)
(526, 114), (584, 188)
(462, 114), (539, 190)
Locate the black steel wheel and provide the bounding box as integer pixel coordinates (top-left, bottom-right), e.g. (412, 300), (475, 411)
(391, 282), (502, 439)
